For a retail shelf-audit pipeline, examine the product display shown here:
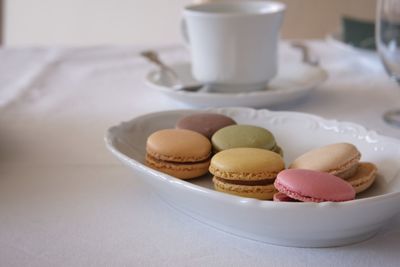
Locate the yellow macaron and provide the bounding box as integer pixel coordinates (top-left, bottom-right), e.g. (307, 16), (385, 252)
(209, 148), (285, 200)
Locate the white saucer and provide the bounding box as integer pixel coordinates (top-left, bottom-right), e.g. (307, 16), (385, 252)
(145, 52), (328, 108)
(106, 107), (400, 247)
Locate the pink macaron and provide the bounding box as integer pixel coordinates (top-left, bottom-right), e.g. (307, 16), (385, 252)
(274, 169), (356, 202)
(273, 192), (298, 202)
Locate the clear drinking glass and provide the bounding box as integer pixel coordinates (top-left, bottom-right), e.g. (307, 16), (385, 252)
(376, 0), (400, 126)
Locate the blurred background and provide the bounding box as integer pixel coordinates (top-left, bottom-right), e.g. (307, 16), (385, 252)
(0, 0), (376, 46)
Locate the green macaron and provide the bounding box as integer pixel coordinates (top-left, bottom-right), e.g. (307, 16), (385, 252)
(211, 124), (282, 155)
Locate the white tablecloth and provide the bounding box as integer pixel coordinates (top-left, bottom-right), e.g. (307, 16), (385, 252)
(1, 41), (400, 267)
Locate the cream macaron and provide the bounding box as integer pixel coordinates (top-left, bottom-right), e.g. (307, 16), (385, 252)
(289, 143), (361, 179)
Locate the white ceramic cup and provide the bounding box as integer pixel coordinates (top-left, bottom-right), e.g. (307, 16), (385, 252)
(183, 1), (286, 92)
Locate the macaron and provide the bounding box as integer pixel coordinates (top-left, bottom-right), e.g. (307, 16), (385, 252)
(273, 192), (298, 202)
(289, 143), (361, 179)
(209, 148), (285, 200)
(146, 129), (212, 179)
(176, 113), (236, 139)
(211, 124), (283, 155)
(347, 162), (377, 194)
(274, 169), (356, 202)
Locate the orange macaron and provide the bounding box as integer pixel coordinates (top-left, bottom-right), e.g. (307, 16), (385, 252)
(145, 129), (212, 179)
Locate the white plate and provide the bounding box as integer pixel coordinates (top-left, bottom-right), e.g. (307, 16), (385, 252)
(105, 107), (400, 247)
(145, 53), (328, 108)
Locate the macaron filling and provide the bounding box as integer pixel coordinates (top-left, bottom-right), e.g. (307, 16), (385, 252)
(212, 177), (278, 200)
(213, 176), (275, 186)
(350, 177), (375, 190)
(329, 160), (360, 179)
(146, 153), (211, 165)
(146, 150), (211, 163)
(273, 192), (299, 202)
(145, 154), (211, 179)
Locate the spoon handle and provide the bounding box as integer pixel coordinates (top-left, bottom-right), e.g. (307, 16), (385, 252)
(140, 50), (179, 80)
(291, 41), (320, 66)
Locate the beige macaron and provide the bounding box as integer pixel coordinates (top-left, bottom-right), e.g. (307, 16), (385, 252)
(146, 129), (212, 179)
(347, 162), (377, 194)
(289, 143), (361, 179)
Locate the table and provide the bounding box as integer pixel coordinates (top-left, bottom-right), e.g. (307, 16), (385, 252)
(1, 41), (400, 267)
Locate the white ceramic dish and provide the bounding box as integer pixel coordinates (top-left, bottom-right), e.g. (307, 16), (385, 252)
(105, 107), (400, 247)
(145, 54), (328, 108)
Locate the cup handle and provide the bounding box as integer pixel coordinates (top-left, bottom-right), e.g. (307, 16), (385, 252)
(180, 19), (190, 45)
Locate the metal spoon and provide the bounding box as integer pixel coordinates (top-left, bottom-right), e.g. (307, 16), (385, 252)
(140, 50), (204, 92)
(291, 41), (320, 66)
